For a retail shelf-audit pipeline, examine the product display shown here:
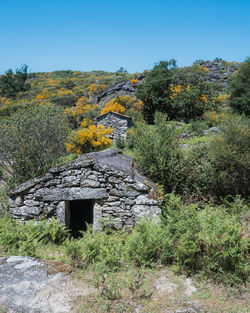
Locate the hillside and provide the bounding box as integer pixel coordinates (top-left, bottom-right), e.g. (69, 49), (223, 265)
(0, 58), (249, 313)
(0, 59), (239, 118)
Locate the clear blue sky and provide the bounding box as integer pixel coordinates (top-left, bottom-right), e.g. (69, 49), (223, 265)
(0, 0), (249, 73)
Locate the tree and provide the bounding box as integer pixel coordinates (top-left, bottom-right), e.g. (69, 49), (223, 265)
(169, 65), (216, 120)
(0, 104), (71, 187)
(136, 60), (177, 123)
(228, 57), (250, 116)
(0, 65), (30, 98)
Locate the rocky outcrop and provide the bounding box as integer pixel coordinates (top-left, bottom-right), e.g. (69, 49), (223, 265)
(95, 75), (145, 106)
(0, 256), (94, 313)
(195, 59), (240, 87)
(8, 149), (160, 229)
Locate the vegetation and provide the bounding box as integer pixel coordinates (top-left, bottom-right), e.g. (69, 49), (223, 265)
(136, 60), (177, 123)
(0, 58), (249, 311)
(0, 65), (30, 98)
(0, 195), (248, 287)
(136, 60), (218, 123)
(228, 57), (250, 115)
(66, 122), (113, 154)
(0, 104), (71, 187)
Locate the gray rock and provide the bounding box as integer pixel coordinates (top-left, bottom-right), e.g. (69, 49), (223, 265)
(34, 188), (108, 201)
(9, 206), (42, 219)
(44, 179), (61, 187)
(135, 195), (157, 205)
(9, 173), (54, 196)
(49, 159), (94, 174)
(129, 182), (149, 192)
(209, 126), (220, 133)
(179, 133), (190, 139)
(23, 200), (40, 206)
(81, 179), (101, 188)
(0, 256), (93, 313)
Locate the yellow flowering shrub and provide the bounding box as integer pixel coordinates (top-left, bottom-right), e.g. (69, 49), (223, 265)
(101, 99), (126, 115)
(88, 83), (106, 95)
(114, 95), (143, 110)
(203, 110), (226, 126)
(215, 93), (229, 103)
(0, 97), (11, 106)
(200, 94), (208, 105)
(130, 78), (139, 84)
(170, 85), (183, 100)
(64, 96), (91, 117)
(66, 123), (113, 154)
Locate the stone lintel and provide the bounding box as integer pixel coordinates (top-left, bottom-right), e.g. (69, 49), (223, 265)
(34, 187), (108, 201)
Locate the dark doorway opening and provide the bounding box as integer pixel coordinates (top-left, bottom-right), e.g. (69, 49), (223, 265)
(67, 199), (94, 237)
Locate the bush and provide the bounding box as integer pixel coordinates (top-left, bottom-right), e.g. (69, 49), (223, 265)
(66, 122), (113, 154)
(80, 228), (125, 271)
(131, 112), (182, 192)
(176, 145), (213, 202)
(228, 57), (250, 115)
(161, 194), (249, 285)
(208, 114), (250, 198)
(115, 135), (126, 150)
(0, 187), (8, 217)
(0, 216), (69, 257)
(124, 218), (168, 267)
(0, 104), (71, 187)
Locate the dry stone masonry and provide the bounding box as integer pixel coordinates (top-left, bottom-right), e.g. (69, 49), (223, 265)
(8, 149), (160, 231)
(95, 111), (132, 140)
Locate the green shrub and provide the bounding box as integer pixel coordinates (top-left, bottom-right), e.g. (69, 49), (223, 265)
(132, 112), (182, 192)
(176, 145), (213, 201)
(0, 215), (38, 256)
(161, 194), (249, 285)
(0, 216), (69, 257)
(125, 218), (169, 267)
(228, 57), (250, 116)
(79, 228), (125, 271)
(115, 135), (126, 150)
(65, 238), (83, 267)
(25, 217), (70, 244)
(0, 187), (8, 217)
(0, 104), (71, 188)
(0, 65), (30, 98)
(208, 114), (250, 198)
(136, 60), (177, 123)
(188, 119), (208, 136)
(198, 204), (249, 285)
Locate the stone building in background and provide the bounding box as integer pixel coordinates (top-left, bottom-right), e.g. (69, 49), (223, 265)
(95, 111), (132, 140)
(8, 149), (160, 237)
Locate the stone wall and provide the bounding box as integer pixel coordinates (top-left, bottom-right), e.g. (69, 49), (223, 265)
(96, 112), (132, 139)
(8, 150), (160, 229)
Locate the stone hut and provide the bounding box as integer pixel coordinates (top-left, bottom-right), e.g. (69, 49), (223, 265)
(95, 111), (132, 140)
(8, 149), (160, 236)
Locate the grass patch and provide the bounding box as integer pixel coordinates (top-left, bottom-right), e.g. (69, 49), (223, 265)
(179, 134), (212, 146)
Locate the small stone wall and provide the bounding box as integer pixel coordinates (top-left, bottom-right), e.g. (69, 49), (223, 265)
(8, 150), (160, 229)
(96, 112), (132, 140)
